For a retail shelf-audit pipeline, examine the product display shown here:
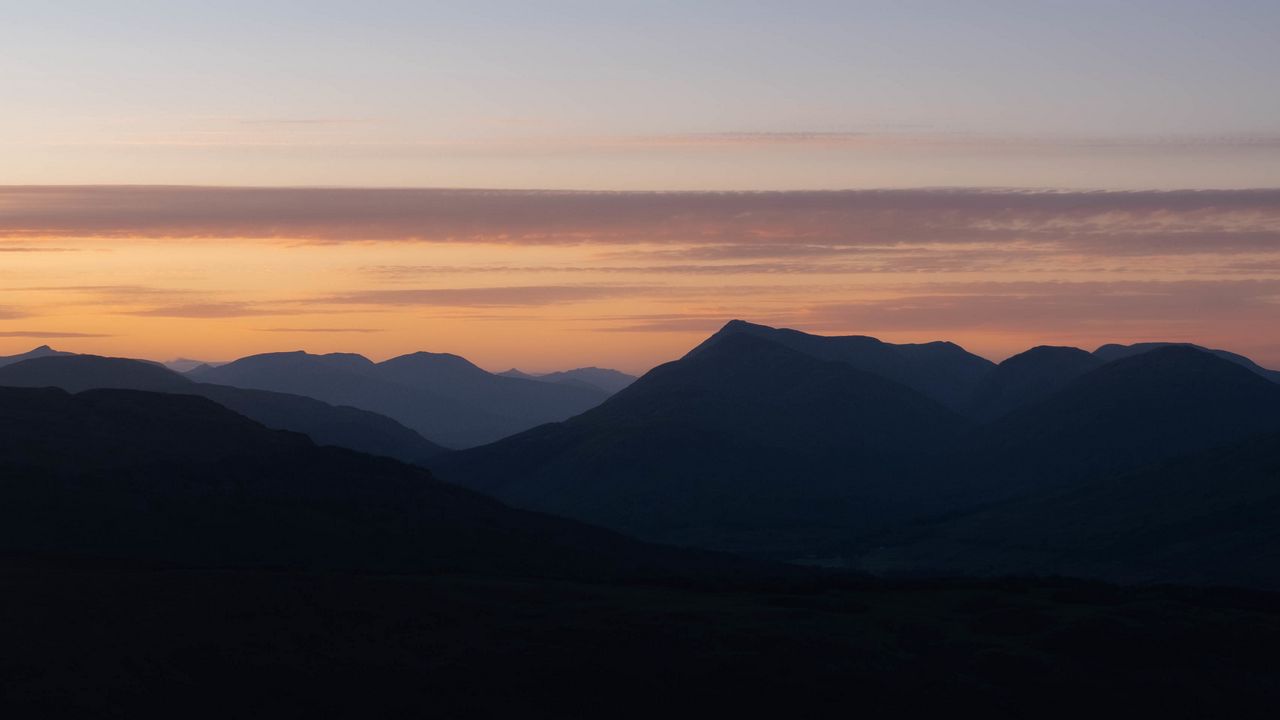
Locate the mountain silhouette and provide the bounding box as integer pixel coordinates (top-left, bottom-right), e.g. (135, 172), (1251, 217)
(195, 349), (608, 447)
(0, 355), (446, 465)
(963, 345), (1103, 421)
(499, 366), (637, 394)
(972, 346), (1280, 494)
(0, 344), (73, 368)
(436, 330), (968, 554)
(857, 429), (1280, 589)
(699, 319), (995, 410)
(0, 385), (765, 581)
(1095, 341), (1280, 384)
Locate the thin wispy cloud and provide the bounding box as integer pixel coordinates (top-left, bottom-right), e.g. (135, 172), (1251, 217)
(0, 330), (112, 338)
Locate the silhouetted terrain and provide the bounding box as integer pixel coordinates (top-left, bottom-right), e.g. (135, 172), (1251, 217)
(5, 337), (1280, 715)
(857, 430), (1280, 588)
(1096, 341), (1280, 384)
(0, 385), (762, 581)
(440, 324), (1280, 584)
(437, 330), (970, 554)
(194, 349), (608, 447)
(963, 345), (1103, 421)
(969, 346), (1280, 495)
(709, 319), (995, 410)
(499, 366), (637, 394)
(0, 344), (73, 368)
(0, 355), (447, 465)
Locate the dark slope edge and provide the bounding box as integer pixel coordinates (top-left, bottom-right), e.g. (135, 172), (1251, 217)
(967, 346), (1280, 495)
(857, 430), (1280, 589)
(1097, 341), (1280, 384)
(0, 385), (775, 583)
(0, 355), (447, 464)
(963, 345), (1103, 421)
(699, 319), (995, 410)
(196, 349), (608, 447)
(435, 331), (970, 555)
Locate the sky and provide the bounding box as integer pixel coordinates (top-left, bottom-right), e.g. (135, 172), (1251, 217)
(2, 2), (1278, 371)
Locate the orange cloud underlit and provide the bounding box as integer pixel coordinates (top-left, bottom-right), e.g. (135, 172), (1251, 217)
(2, 187), (1278, 373)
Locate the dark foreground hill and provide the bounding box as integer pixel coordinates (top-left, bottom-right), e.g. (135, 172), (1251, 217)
(0, 354), (447, 465)
(194, 349), (609, 447)
(857, 430), (1280, 589)
(437, 331), (969, 554)
(0, 385), (764, 581)
(3, 381), (1280, 716)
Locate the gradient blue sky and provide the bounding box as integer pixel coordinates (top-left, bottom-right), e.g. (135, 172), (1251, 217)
(6, 0), (1279, 188)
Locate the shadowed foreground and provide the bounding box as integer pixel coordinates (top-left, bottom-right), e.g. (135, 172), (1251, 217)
(3, 558), (1279, 718)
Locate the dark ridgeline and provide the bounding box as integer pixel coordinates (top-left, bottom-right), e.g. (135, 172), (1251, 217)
(4, 331), (1280, 715)
(193, 349), (610, 448)
(963, 345), (1103, 421)
(438, 321), (1280, 587)
(705, 319), (995, 410)
(0, 344), (73, 368)
(498, 366), (638, 395)
(0, 354), (447, 465)
(0, 385), (765, 582)
(435, 329), (970, 555)
(1096, 341), (1280, 384)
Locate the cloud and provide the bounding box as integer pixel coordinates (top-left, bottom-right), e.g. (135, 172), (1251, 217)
(2, 188), (1277, 259)
(316, 285), (658, 308)
(258, 327), (384, 333)
(124, 302), (295, 318)
(0, 330), (112, 338)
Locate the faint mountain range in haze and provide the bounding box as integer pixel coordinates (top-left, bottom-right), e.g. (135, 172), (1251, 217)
(498, 366), (636, 394)
(164, 357), (225, 373)
(193, 350), (609, 447)
(0, 354), (446, 465)
(0, 345), (73, 368)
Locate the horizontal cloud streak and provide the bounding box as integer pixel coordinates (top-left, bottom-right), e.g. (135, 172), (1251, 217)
(3, 187), (1278, 256)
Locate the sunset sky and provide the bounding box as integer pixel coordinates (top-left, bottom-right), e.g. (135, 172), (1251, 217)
(3, 2), (1279, 371)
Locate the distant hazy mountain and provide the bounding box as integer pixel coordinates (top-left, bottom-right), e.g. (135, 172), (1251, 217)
(0, 355), (446, 465)
(857, 429), (1280, 589)
(0, 345), (73, 368)
(0, 385), (758, 582)
(963, 346), (1103, 421)
(196, 350), (609, 447)
(164, 357), (224, 373)
(702, 320), (995, 410)
(1095, 341), (1280, 384)
(499, 366), (637, 394)
(436, 330), (968, 554)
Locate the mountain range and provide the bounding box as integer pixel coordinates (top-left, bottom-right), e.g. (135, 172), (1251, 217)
(190, 350), (612, 447)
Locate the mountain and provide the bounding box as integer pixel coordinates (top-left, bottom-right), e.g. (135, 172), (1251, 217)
(436, 330), (969, 555)
(964, 345), (1103, 421)
(500, 366), (637, 394)
(163, 357), (223, 373)
(197, 350), (609, 447)
(0, 385), (764, 582)
(1095, 341), (1280, 384)
(856, 430), (1280, 589)
(7, 389), (1280, 716)
(973, 346), (1280, 493)
(702, 320), (995, 410)
(0, 355), (446, 465)
(0, 344), (73, 368)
